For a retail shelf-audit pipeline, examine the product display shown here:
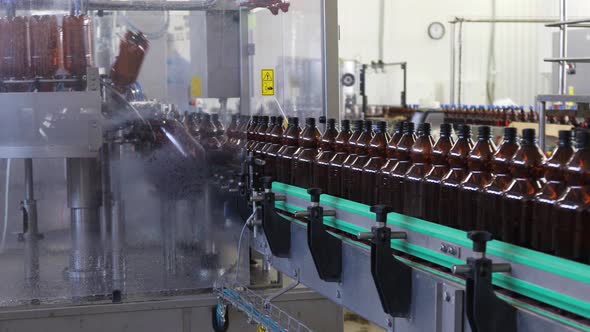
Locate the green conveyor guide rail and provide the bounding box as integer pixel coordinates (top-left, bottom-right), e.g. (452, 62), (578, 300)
(271, 182), (590, 321)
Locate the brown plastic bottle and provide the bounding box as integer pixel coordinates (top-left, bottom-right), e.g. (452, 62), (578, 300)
(313, 119), (339, 192)
(291, 118), (322, 188)
(111, 30), (149, 89)
(63, 15), (94, 77)
(361, 121), (391, 205)
(245, 115), (260, 151)
(552, 130), (590, 263)
(262, 117), (285, 179)
(327, 120), (356, 197)
(276, 118), (301, 184)
(403, 123), (435, 218)
(439, 125), (474, 228)
(389, 122), (419, 213)
(501, 129), (546, 247)
(0, 16), (28, 80)
(29, 15), (59, 78)
(199, 113), (221, 151)
(531, 130), (574, 253)
(226, 115), (239, 146)
(375, 122), (405, 205)
(339, 121), (367, 199)
(423, 124), (455, 223)
(347, 121), (376, 202)
(248, 116), (268, 152)
(254, 116), (271, 154)
(478, 128), (519, 237)
(457, 126), (497, 231)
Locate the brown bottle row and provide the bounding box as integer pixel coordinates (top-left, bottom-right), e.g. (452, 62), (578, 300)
(0, 15), (93, 80)
(238, 115), (590, 264)
(442, 104), (590, 128)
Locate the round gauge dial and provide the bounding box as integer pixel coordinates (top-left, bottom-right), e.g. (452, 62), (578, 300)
(428, 22), (446, 40)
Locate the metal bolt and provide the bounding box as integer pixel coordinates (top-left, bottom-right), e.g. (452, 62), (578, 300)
(387, 318), (393, 327)
(447, 246), (456, 255)
(443, 291), (451, 302)
(440, 244), (448, 253)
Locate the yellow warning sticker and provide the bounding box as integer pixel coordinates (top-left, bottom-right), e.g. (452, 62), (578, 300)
(261, 69), (275, 96)
(191, 76), (202, 98)
(257, 325), (267, 332)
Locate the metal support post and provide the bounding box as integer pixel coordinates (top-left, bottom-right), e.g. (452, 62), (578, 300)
(66, 158), (104, 280)
(22, 159), (40, 293)
(558, 0), (568, 95)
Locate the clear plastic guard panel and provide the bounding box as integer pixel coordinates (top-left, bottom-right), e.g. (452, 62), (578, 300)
(246, 0), (326, 120)
(0, 2), (249, 307)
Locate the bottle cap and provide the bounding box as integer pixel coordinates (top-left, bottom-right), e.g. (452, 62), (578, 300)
(418, 123), (431, 136)
(364, 120), (373, 132)
(575, 130), (590, 149)
(353, 120), (363, 131)
(327, 118), (336, 129)
(394, 121), (404, 133)
(521, 129), (536, 145)
(403, 121), (415, 135)
(261, 116), (269, 124)
(341, 119), (350, 131)
(292, 117), (300, 126)
(558, 130), (572, 146)
(305, 117), (315, 126)
(212, 113), (219, 120)
(440, 123), (452, 137)
(458, 125), (471, 139)
(504, 127), (517, 142)
(377, 121), (387, 133)
(478, 126), (491, 140)
(270, 116), (277, 125)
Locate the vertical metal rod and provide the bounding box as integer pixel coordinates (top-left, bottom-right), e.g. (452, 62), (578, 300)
(23, 159), (40, 289)
(378, 0), (385, 61)
(538, 101), (547, 152)
(66, 158), (103, 279)
(558, 0), (567, 95)
(402, 63), (407, 108)
(450, 22), (456, 104)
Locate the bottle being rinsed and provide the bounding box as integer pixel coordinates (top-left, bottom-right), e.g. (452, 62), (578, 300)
(477, 128), (519, 237)
(261, 116), (285, 179)
(423, 124), (455, 223)
(341, 121), (372, 200)
(456, 126), (497, 231)
(291, 118), (322, 188)
(530, 130), (574, 254)
(361, 121), (391, 205)
(438, 125), (474, 228)
(199, 113), (221, 151)
(375, 122), (405, 205)
(276, 117), (301, 184)
(347, 121), (377, 202)
(212, 113), (226, 144)
(226, 115), (239, 146)
(327, 120), (356, 197)
(389, 122), (420, 213)
(254, 116), (274, 155)
(403, 123), (435, 218)
(313, 119), (339, 192)
(245, 116), (260, 151)
(552, 130), (590, 263)
(501, 129), (546, 247)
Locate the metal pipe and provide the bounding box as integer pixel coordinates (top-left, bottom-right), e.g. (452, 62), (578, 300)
(66, 158), (103, 279)
(450, 22), (456, 104)
(558, 0), (568, 95)
(449, 17), (558, 24)
(378, 0), (385, 61)
(538, 100), (546, 152)
(87, 0), (218, 11)
(23, 159), (39, 287)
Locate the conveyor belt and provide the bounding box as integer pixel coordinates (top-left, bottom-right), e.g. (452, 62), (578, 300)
(271, 182), (590, 320)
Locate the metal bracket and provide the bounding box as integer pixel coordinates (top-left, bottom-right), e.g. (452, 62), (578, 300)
(258, 177), (291, 257)
(359, 205), (412, 318)
(452, 231), (516, 332)
(440, 242), (461, 258)
(300, 188), (342, 282)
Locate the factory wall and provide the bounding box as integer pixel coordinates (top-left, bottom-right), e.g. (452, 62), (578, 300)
(338, 0), (590, 107)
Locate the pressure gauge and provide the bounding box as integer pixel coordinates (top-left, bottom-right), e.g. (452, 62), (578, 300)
(428, 22), (445, 40)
